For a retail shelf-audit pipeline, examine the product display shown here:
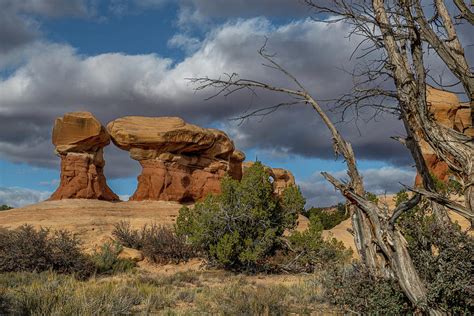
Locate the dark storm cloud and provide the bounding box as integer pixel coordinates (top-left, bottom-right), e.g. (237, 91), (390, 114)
(0, 18), (413, 178)
(8, 0), (90, 17)
(0, 0), (92, 66)
(0, 11), (38, 54)
(300, 167), (415, 207)
(225, 106), (411, 166)
(179, 0), (309, 19)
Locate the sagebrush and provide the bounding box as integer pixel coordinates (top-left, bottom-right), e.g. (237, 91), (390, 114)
(396, 190), (474, 313)
(113, 221), (195, 264)
(0, 225), (94, 279)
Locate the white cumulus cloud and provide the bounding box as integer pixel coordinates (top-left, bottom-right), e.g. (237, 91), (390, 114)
(0, 187), (51, 208)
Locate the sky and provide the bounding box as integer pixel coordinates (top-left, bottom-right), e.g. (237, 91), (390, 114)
(0, 0), (468, 208)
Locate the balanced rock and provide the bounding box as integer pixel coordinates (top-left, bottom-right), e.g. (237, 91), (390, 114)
(107, 116), (245, 202)
(272, 168), (297, 196)
(49, 112), (119, 201)
(415, 87), (472, 186)
(242, 161), (296, 196)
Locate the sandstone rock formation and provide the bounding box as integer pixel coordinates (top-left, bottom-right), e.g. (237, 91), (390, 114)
(242, 161), (296, 196)
(272, 168), (297, 195)
(415, 87), (472, 186)
(107, 116), (245, 202)
(49, 112), (119, 201)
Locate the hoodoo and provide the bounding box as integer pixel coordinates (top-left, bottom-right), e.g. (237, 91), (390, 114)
(49, 112), (119, 201)
(107, 116), (245, 202)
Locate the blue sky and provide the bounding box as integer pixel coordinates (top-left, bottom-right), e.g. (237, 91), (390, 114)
(0, 0), (418, 207)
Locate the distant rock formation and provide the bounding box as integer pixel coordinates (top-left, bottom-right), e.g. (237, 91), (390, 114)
(107, 116), (245, 202)
(49, 112), (119, 201)
(242, 161), (296, 196)
(272, 168), (297, 195)
(415, 87), (473, 186)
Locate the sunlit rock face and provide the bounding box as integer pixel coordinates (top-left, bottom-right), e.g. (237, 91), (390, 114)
(107, 116), (245, 202)
(49, 112), (119, 201)
(414, 87), (472, 186)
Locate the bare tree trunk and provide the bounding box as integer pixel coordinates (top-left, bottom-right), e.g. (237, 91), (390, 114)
(190, 52), (436, 310)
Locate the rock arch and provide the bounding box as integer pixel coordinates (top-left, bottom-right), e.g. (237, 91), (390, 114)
(49, 112), (298, 202)
(106, 116), (245, 202)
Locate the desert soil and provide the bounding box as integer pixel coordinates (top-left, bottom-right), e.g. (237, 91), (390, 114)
(0, 199), (323, 285)
(1, 196), (468, 266)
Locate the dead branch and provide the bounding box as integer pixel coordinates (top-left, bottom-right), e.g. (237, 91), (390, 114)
(453, 0), (474, 24)
(405, 185), (473, 223)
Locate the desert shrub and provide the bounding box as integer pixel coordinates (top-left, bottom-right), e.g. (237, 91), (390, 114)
(322, 264), (413, 314)
(0, 289), (9, 315)
(305, 203), (349, 230)
(176, 161), (305, 270)
(396, 192), (474, 314)
(140, 224), (195, 264)
(113, 221), (195, 264)
(283, 215), (352, 272)
(91, 241), (136, 274)
(112, 220), (143, 249)
(0, 225), (94, 279)
(364, 191), (379, 204)
(279, 184), (306, 229)
(0, 205), (13, 211)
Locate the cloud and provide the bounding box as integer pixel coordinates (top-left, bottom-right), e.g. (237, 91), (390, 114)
(118, 194), (131, 201)
(108, 0), (168, 16)
(0, 17), (412, 180)
(168, 34), (201, 54)
(0, 10), (39, 54)
(182, 0), (308, 17)
(299, 166), (416, 207)
(6, 0), (90, 17)
(135, 0), (168, 8)
(0, 0), (94, 68)
(0, 187), (51, 208)
(39, 179), (60, 186)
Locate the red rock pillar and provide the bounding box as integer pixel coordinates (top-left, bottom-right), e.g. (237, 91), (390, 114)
(49, 112), (119, 201)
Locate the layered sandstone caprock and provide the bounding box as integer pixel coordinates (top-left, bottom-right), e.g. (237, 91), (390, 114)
(107, 116), (245, 202)
(49, 112), (119, 201)
(242, 161), (296, 196)
(415, 87), (472, 186)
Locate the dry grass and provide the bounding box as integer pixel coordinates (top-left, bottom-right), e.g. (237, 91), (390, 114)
(0, 270), (340, 315)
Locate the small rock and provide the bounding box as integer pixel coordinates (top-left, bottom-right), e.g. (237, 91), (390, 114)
(118, 247), (144, 262)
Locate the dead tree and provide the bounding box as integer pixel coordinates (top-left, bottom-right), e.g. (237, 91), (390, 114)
(305, 0), (473, 225)
(189, 2), (472, 313)
(189, 46), (438, 313)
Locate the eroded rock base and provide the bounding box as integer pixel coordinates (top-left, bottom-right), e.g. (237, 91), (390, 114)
(130, 154), (226, 202)
(49, 151), (119, 201)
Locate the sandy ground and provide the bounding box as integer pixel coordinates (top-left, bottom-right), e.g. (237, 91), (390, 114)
(323, 218), (358, 257)
(0, 200), (311, 251)
(0, 200), (323, 281)
(1, 196), (468, 262)
(0, 199), (183, 252)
